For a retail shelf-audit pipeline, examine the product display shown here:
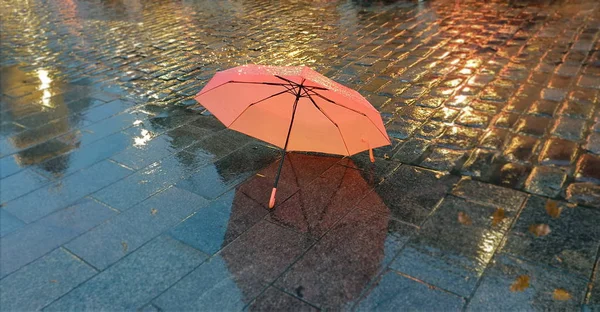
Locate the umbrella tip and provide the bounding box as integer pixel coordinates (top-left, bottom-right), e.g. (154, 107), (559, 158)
(369, 148), (375, 163)
(269, 188), (277, 209)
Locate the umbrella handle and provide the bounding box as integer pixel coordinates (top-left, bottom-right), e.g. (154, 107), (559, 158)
(369, 147), (375, 163)
(269, 188), (277, 208)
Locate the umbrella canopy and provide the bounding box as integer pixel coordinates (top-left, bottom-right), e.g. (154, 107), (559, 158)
(195, 64), (390, 208)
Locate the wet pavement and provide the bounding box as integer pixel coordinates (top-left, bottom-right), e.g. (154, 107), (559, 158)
(1, 0), (600, 310)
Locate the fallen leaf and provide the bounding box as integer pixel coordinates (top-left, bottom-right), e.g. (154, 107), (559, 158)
(384, 153), (390, 160)
(545, 200), (562, 218)
(529, 224), (551, 237)
(492, 208), (506, 226)
(458, 212), (472, 225)
(553, 288), (571, 301)
(50, 280), (58, 283)
(510, 275), (530, 292)
(256, 173), (265, 178)
(121, 241), (128, 253)
(150, 208), (158, 215)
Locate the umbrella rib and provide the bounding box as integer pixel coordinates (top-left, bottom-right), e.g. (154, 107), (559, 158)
(309, 90), (391, 145)
(274, 75), (329, 90)
(226, 89), (291, 127)
(305, 92), (351, 156)
(197, 80), (291, 97)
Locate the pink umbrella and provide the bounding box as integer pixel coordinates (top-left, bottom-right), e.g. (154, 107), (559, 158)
(195, 65), (390, 208)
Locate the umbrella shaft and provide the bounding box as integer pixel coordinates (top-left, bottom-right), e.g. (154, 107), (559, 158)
(274, 89), (302, 188)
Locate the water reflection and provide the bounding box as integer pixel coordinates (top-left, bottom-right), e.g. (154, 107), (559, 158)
(168, 154), (409, 309)
(0, 65), (91, 177)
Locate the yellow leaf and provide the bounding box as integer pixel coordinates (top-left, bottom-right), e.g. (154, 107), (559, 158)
(553, 288), (571, 301)
(50, 280), (58, 283)
(510, 275), (530, 292)
(458, 212), (472, 226)
(256, 173), (265, 178)
(151, 208), (158, 215)
(384, 153), (390, 160)
(121, 241), (128, 253)
(492, 208), (506, 226)
(545, 201), (562, 219)
(529, 224), (551, 237)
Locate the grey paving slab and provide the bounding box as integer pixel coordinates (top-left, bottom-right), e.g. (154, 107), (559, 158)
(502, 196), (600, 278)
(266, 165), (375, 238)
(0, 168), (49, 204)
(111, 125), (211, 169)
(390, 196), (517, 297)
(176, 143), (279, 200)
(467, 254), (587, 311)
(246, 287), (318, 312)
(276, 205), (415, 309)
(45, 235), (207, 312)
(0, 198), (116, 278)
(452, 178), (529, 209)
(65, 186), (209, 270)
(169, 190), (267, 255)
(154, 220), (311, 311)
(0, 209), (24, 237)
(33, 131), (132, 177)
(368, 165), (459, 226)
(3, 159), (131, 223)
(0, 248), (97, 312)
(92, 151), (211, 211)
(0, 154), (23, 178)
(356, 270), (465, 311)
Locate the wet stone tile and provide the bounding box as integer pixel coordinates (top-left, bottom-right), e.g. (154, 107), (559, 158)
(111, 125), (211, 169)
(420, 148), (466, 172)
(452, 178), (528, 209)
(386, 118), (420, 140)
(357, 270), (464, 311)
(0, 168), (48, 204)
(392, 138), (431, 164)
(503, 135), (540, 164)
(468, 254), (587, 311)
(186, 129), (253, 159)
(154, 220), (311, 311)
(0, 210), (24, 237)
(46, 235), (207, 312)
(523, 166), (567, 198)
(0, 198), (116, 278)
(415, 121), (445, 139)
(513, 115), (551, 137)
(169, 190), (267, 255)
(502, 196), (600, 278)
(551, 117), (587, 141)
(460, 149), (499, 180)
(276, 206), (414, 309)
(578, 75), (600, 89)
(494, 112), (519, 129)
(430, 107), (460, 123)
(4, 160), (131, 223)
(369, 166), (459, 226)
(436, 126), (481, 150)
(177, 143), (278, 200)
(69, 186), (209, 269)
(557, 101), (594, 120)
(538, 137), (579, 166)
(565, 182), (600, 208)
(586, 132), (600, 154)
(527, 100), (559, 117)
(267, 165), (373, 238)
(541, 88), (567, 102)
(394, 195), (518, 294)
(247, 287), (317, 312)
(0, 248), (97, 312)
(492, 163), (531, 190)
(456, 110), (490, 128)
(575, 154), (600, 183)
(479, 128), (508, 150)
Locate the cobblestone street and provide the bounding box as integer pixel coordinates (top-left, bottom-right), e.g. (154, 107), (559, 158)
(1, 0), (599, 310)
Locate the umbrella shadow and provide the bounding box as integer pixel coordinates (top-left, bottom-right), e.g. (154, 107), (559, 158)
(212, 154), (399, 308)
